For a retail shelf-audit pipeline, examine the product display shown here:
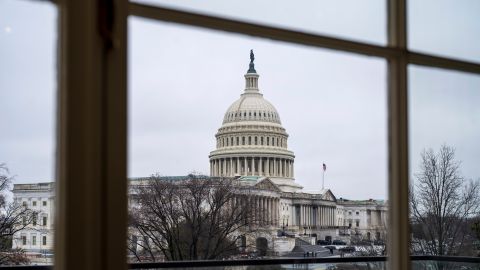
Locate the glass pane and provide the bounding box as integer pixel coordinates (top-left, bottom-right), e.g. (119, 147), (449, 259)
(0, 0), (57, 266)
(409, 66), (480, 257)
(128, 16), (388, 261)
(131, 0), (386, 45)
(408, 0), (480, 63)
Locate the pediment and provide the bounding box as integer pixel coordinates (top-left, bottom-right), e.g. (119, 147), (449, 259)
(322, 189), (337, 202)
(254, 178), (282, 192)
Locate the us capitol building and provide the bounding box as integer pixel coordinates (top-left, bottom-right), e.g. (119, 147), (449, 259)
(12, 51), (387, 256)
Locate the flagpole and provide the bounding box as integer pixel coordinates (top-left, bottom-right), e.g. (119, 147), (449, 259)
(322, 163), (325, 190)
(322, 165), (325, 190)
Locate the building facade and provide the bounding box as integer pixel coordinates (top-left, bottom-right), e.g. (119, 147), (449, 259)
(12, 183), (55, 253)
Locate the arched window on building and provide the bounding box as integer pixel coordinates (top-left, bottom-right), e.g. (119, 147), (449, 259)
(267, 137), (269, 146)
(261, 137), (264, 145)
(255, 137), (257, 145)
(242, 137), (245, 145)
(248, 136), (251, 145)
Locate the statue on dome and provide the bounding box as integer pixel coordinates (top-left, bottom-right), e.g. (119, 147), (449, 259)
(248, 50), (256, 73)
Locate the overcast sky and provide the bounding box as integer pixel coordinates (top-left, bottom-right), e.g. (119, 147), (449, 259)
(1, 0), (479, 200)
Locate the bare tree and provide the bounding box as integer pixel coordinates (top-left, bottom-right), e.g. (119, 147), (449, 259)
(0, 164), (37, 265)
(128, 174), (262, 261)
(410, 145), (480, 255)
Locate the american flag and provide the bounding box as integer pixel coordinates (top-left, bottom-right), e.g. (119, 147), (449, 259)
(323, 163), (326, 171)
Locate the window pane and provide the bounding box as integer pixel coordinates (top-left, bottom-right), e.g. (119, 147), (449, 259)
(128, 16), (388, 261)
(0, 0), (57, 265)
(131, 0), (386, 45)
(409, 66), (480, 257)
(408, 0), (480, 63)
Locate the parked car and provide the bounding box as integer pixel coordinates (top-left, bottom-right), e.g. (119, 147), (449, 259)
(317, 240), (331, 245)
(339, 246), (355, 253)
(332, 240), (347, 245)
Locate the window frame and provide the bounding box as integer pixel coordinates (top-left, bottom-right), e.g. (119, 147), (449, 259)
(37, 0), (480, 269)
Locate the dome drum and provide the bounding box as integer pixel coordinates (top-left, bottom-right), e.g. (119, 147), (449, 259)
(209, 156), (295, 179)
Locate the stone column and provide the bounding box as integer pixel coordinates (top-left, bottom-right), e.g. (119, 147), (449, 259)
(236, 158), (239, 174)
(214, 160), (217, 176)
(269, 198), (273, 225)
(306, 205), (309, 226)
(251, 157), (255, 175)
(265, 197), (270, 225)
(266, 158), (270, 176)
(291, 159), (295, 178)
(331, 207), (333, 226)
(306, 205), (309, 227)
(273, 199), (277, 226)
(262, 197), (266, 225)
(278, 159), (281, 177)
(244, 157), (247, 175)
(302, 205), (305, 226)
(329, 207), (332, 227)
(229, 158), (233, 176)
(222, 158), (226, 176)
(276, 199), (280, 226)
(285, 160), (288, 177)
(308, 205), (313, 227)
(219, 159), (222, 176)
(273, 158), (277, 176)
(325, 207), (328, 227)
(331, 207), (334, 226)
(288, 160), (291, 177)
(270, 198), (273, 225)
(329, 207), (332, 226)
(292, 205), (296, 226)
(333, 207), (336, 226)
(272, 199), (276, 225)
(320, 206), (324, 226)
(327, 207), (329, 226)
(259, 157), (263, 175)
(286, 159), (290, 177)
(299, 205), (302, 226)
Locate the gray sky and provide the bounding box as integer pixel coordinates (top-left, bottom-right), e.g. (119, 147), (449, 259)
(1, 0), (479, 200)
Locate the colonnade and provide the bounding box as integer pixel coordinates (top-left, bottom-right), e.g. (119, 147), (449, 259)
(293, 205), (336, 228)
(210, 157), (294, 178)
(232, 195), (280, 226)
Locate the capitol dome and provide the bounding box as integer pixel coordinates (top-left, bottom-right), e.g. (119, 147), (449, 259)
(222, 91), (281, 125)
(209, 51), (302, 192)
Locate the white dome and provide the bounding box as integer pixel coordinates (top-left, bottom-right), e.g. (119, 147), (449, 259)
(223, 93), (281, 124)
(209, 51), (301, 192)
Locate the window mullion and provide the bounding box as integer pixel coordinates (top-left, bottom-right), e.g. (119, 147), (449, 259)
(387, 0), (410, 270)
(56, 0), (128, 269)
